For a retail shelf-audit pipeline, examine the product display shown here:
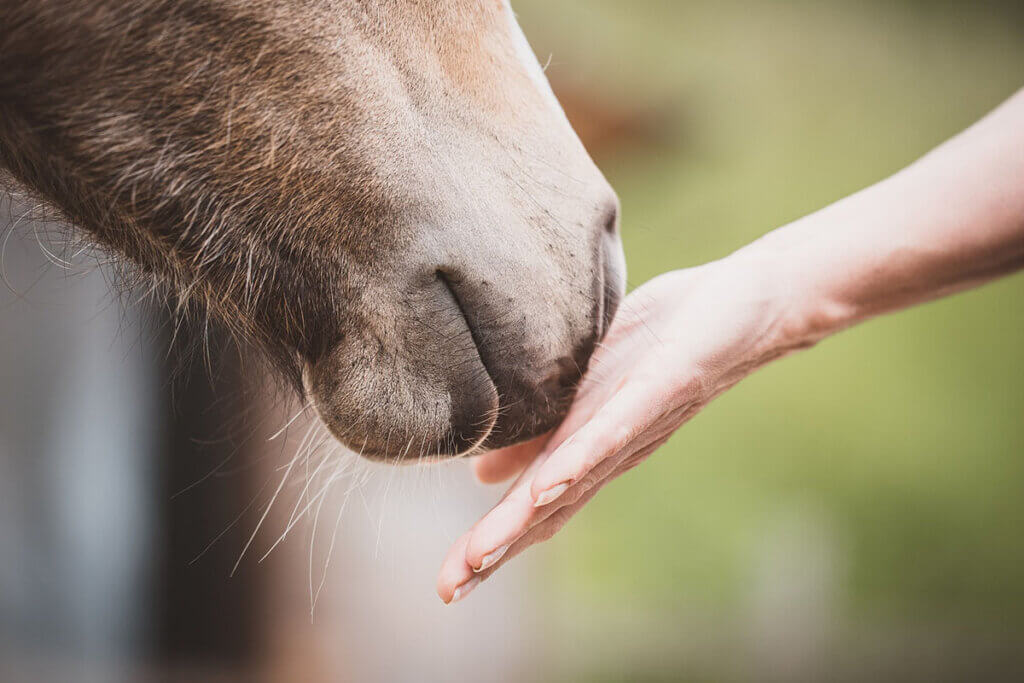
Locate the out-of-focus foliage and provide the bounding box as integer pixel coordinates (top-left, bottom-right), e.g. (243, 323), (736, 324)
(515, 0), (1024, 679)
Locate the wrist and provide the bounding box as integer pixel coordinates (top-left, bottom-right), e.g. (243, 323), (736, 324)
(726, 220), (860, 354)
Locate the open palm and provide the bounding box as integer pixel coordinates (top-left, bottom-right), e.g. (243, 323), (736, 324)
(437, 258), (796, 603)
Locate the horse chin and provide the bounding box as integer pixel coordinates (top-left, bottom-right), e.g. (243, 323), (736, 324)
(301, 334), (501, 463)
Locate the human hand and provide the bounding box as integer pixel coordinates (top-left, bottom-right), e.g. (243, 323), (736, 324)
(437, 255), (808, 603)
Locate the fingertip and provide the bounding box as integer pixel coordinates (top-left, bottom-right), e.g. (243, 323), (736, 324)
(478, 433), (553, 484)
(464, 532), (491, 571)
(474, 543), (509, 573)
(532, 481), (570, 507)
(530, 455), (576, 501)
(437, 532), (474, 604)
(472, 455), (506, 484)
(529, 471), (554, 502)
(464, 500), (525, 569)
(450, 577), (481, 604)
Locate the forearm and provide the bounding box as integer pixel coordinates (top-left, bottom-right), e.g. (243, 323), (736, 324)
(741, 88), (1024, 347)
(441, 88), (1024, 599)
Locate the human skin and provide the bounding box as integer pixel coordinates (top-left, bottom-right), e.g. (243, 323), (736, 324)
(436, 87), (1024, 604)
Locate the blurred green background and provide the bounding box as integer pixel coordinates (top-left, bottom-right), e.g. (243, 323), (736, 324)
(513, 1), (1024, 680)
(2, 2), (1022, 682)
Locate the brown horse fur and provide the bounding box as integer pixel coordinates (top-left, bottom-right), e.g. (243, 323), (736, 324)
(0, 0), (625, 460)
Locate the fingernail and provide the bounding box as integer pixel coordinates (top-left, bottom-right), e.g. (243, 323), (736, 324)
(475, 544), (510, 572)
(451, 577), (480, 604)
(534, 482), (570, 507)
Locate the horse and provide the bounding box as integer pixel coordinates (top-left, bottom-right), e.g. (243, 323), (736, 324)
(0, 0), (625, 461)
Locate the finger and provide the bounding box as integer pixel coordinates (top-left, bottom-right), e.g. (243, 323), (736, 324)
(536, 372), (628, 458)
(470, 476), (607, 583)
(463, 483), (535, 572)
(471, 437), (671, 587)
(472, 432), (550, 484)
(464, 442), (633, 572)
(457, 381), (676, 577)
(436, 531), (476, 604)
(455, 449), (553, 574)
(530, 379), (670, 504)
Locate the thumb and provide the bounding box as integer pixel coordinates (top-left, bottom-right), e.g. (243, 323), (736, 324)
(472, 433), (551, 484)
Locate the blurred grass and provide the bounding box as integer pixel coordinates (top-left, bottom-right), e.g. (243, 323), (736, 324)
(513, 0), (1024, 658)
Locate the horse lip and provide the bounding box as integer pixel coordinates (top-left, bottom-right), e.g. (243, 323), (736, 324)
(435, 269), (499, 455)
(299, 320), (496, 461)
